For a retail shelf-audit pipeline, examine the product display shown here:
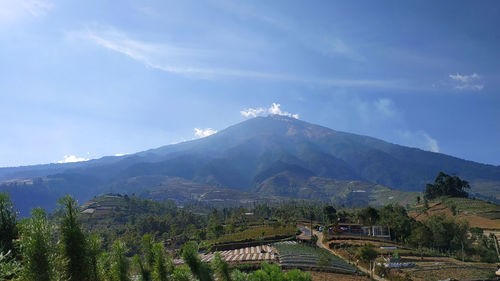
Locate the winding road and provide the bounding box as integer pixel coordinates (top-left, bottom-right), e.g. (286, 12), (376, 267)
(303, 227), (387, 281)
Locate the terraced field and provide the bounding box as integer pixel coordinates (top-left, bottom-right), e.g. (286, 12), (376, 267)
(203, 225), (297, 248)
(174, 245), (277, 265)
(409, 198), (500, 233)
(274, 241), (357, 274)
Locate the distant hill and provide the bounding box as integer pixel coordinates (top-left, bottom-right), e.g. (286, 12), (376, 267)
(1, 115), (499, 215)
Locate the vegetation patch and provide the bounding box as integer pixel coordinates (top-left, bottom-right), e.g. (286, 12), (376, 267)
(274, 242), (357, 274)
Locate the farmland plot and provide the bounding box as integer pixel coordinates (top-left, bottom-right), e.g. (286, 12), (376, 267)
(173, 245), (279, 265)
(274, 242), (357, 274)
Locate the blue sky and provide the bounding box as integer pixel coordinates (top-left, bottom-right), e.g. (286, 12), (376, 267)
(1, 0), (499, 167)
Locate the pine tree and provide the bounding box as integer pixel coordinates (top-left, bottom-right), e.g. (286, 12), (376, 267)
(152, 243), (170, 281)
(211, 253), (230, 281)
(87, 234), (103, 281)
(59, 195), (89, 281)
(110, 240), (130, 281)
(17, 208), (56, 281)
(0, 193), (18, 255)
(182, 241), (213, 281)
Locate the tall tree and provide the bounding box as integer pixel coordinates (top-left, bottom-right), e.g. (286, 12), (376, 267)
(0, 193), (17, 255)
(211, 253), (230, 281)
(379, 204), (413, 241)
(358, 244), (378, 278)
(110, 240), (130, 281)
(59, 195), (89, 281)
(87, 234), (103, 281)
(424, 172), (470, 200)
(152, 243), (171, 281)
(17, 208), (56, 281)
(182, 242), (213, 281)
(358, 207), (379, 227)
(323, 206), (337, 225)
(409, 224), (431, 260)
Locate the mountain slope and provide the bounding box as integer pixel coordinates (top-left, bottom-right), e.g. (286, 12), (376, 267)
(1, 115), (499, 215)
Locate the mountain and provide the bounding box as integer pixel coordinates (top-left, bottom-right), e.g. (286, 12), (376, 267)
(1, 115), (499, 215)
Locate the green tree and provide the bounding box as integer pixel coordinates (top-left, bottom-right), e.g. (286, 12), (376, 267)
(109, 240), (130, 281)
(208, 209), (224, 239)
(152, 242), (171, 281)
(358, 207), (379, 227)
(59, 195), (89, 281)
(181, 242), (213, 281)
(87, 234), (103, 281)
(248, 262), (311, 281)
(230, 269), (248, 281)
(97, 252), (112, 281)
(172, 266), (193, 281)
(379, 204), (413, 241)
(424, 172), (470, 200)
(142, 234), (155, 269)
(0, 193), (17, 255)
(323, 206), (337, 225)
(17, 208), (56, 281)
(134, 234), (154, 281)
(211, 253), (230, 281)
(409, 224), (431, 259)
(0, 248), (21, 280)
(358, 244), (378, 278)
(451, 220), (469, 261)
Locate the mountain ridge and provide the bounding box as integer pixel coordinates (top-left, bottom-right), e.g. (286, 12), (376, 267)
(1, 115), (499, 215)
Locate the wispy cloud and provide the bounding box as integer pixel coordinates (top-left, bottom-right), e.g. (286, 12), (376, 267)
(57, 155), (89, 163)
(213, 1), (364, 62)
(241, 103), (299, 119)
(373, 98), (396, 117)
(194, 128), (217, 138)
(68, 25), (406, 89)
(397, 131), (440, 153)
(449, 73), (484, 91)
(0, 0), (52, 24)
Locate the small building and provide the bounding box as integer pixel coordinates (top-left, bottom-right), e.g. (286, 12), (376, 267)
(330, 223), (390, 238)
(333, 223), (364, 235)
(362, 225), (391, 238)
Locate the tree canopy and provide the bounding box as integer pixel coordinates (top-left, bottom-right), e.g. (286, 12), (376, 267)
(424, 172), (470, 200)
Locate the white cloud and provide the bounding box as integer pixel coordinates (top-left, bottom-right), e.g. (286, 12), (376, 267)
(449, 73), (483, 91)
(268, 103), (299, 119)
(240, 107), (266, 118)
(241, 103), (299, 119)
(0, 0), (52, 24)
(194, 128), (217, 138)
(114, 153), (129, 157)
(57, 155), (90, 163)
(397, 131), (440, 153)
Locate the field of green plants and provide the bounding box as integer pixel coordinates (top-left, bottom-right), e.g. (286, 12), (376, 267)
(274, 242), (357, 274)
(442, 197), (500, 216)
(206, 225), (297, 246)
